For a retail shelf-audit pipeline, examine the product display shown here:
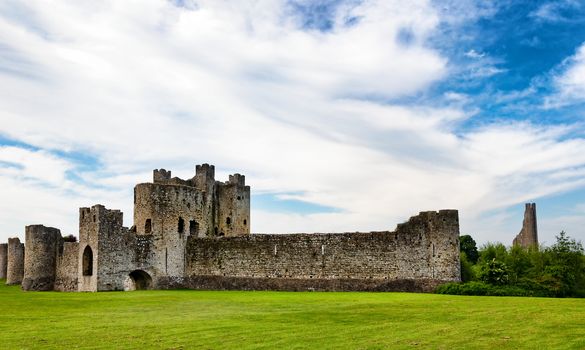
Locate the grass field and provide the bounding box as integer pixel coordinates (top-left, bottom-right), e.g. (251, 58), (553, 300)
(1, 280), (584, 349)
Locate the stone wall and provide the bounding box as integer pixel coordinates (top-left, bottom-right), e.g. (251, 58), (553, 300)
(6, 237), (24, 285)
(22, 225), (62, 291)
(0, 243), (7, 279)
(55, 242), (79, 292)
(184, 210), (460, 292)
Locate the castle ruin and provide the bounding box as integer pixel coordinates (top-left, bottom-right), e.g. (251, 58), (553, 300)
(513, 203), (538, 248)
(1, 163), (461, 292)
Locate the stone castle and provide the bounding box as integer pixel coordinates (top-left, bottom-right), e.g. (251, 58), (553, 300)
(0, 164), (461, 292)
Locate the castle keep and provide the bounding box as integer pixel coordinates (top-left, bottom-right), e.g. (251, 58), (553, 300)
(1, 164), (461, 292)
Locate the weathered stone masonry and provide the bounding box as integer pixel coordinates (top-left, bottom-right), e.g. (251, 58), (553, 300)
(6, 237), (24, 285)
(2, 163), (461, 292)
(0, 243), (7, 279)
(183, 210), (460, 292)
(513, 203), (538, 248)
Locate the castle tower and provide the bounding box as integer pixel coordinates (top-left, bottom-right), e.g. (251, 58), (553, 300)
(216, 174), (250, 237)
(513, 203), (538, 248)
(132, 164), (225, 283)
(6, 237), (24, 285)
(78, 205), (126, 291)
(0, 243), (7, 279)
(22, 225), (62, 291)
(194, 164), (217, 237)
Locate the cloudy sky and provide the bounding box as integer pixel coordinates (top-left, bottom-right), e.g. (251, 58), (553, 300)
(1, 0), (585, 245)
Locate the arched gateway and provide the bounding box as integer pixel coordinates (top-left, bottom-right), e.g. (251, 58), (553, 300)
(124, 270), (152, 291)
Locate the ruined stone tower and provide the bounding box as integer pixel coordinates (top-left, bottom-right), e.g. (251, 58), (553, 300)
(6, 237), (24, 285)
(78, 205), (127, 292)
(513, 203), (538, 248)
(0, 243), (7, 279)
(22, 225), (62, 291)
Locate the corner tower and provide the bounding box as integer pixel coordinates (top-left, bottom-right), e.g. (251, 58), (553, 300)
(216, 174), (250, 236)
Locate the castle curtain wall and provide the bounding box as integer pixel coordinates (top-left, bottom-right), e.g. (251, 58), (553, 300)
(183, 210), (460, 292)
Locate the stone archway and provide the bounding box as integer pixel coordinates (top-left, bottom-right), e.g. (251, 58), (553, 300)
(124, 270), (153, 291)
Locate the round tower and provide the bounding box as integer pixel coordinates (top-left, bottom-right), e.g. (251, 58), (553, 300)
(0, 243), (7, 279)
(22, 225), (62, 291)
(6, 237), (25, 285)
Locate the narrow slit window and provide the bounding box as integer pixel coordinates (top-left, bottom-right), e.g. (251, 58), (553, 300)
(178, 217), (185, 234)
(189, 220), (199, 236)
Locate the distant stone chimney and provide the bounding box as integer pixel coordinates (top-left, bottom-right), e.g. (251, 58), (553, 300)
(513, 203), (538, 248)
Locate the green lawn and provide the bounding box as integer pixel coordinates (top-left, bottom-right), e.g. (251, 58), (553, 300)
(0, 280), (584, 349)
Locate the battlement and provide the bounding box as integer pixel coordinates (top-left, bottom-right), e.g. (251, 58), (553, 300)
(153, 169), (172, 183)
(196, 163), (215, 179)
(80, 205), (123, 228)
(227, 174), (245, 186)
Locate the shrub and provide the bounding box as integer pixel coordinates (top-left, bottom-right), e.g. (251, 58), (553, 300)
(460, 252), (476, 282)
(479, 259), (510, 286)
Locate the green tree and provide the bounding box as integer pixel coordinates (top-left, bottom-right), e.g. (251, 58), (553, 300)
(460, 235), (479, 264)
(460, 252), (476, 282)
(479, 258), (510, 286)
(478, 242), (508, 264)
(542, 231), (585, 297)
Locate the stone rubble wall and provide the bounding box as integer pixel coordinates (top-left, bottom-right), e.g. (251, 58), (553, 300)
(184, 210), (460, 292)
(55, 242), (79, 292)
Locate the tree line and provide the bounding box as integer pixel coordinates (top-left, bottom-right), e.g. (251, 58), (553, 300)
(436, 232), (585, 297)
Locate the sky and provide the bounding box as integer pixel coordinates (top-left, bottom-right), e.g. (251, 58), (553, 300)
(0, 0), (585, 246)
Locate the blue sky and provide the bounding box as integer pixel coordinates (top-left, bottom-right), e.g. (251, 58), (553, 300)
(0, 0), (584, 245)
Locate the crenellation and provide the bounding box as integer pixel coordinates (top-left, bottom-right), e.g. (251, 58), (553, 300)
(2, 163), (461, 293)
(153, 169), (172, 183)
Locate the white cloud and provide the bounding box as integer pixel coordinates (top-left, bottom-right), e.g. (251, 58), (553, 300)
(0, 0), (583, 246)
(545, 42), (585, 108)
(529, 0), (581, 23)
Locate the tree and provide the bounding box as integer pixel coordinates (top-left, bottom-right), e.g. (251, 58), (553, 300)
(460, 235), (479, 264)
(542, 231), (585, 297)
(479, 258), (510, 286)
(460, 252), (476, 282)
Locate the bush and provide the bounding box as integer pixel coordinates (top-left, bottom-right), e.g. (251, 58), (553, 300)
(479, 259), (509, 286)
(460, 252), (476, 282)
(435, 281), (550, 297)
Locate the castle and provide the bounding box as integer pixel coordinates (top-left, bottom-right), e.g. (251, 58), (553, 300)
(0, 164), (461, 292)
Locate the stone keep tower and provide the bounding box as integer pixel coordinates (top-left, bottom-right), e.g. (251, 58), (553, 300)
(513, 203), (538, 248)
(132, 164), (250, 282)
